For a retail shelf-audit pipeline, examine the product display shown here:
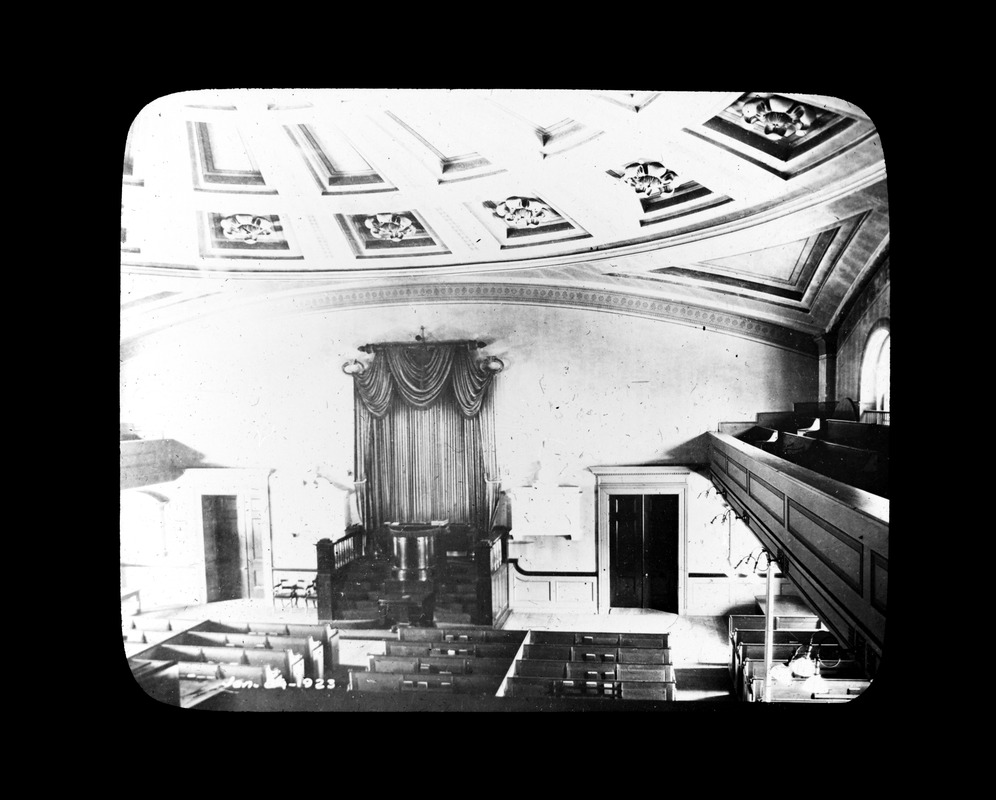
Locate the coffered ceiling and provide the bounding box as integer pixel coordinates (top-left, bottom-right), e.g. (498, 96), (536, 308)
(120, 89), (889, 356)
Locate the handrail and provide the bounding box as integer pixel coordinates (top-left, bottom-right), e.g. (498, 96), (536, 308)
(506, 559), (596, 578)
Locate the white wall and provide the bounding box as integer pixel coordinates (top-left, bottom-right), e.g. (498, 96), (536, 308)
(121, 300), (817, 592)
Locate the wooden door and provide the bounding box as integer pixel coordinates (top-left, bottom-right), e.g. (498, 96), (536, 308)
(202, 495), (242, 602)
(608, 494), (679, 612)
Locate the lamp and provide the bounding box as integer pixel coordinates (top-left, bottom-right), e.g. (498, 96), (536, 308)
(789, 644), (818, 678)
(342, 360), (366, 375)
(483, 355), (505, 373)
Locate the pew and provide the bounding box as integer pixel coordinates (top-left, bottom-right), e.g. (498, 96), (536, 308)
(397, 627), (527, 644)
(750, 677), (873, 703)
(733, 629), (838, 648)
(529, 631), (669, 648)
(733, 642), (847, 696)
(740, 426), (780, 449)
(369, 655), (513, 676)
(754, 412), (822, 435)
(742, 658), (866, 702)
(507, 629), (675, 702)
(347, 669), (503, 695)
(165, 631), (325, 680)
(503, 676), (675, 701)
(728, 614), (822, 639)
(182, 620), (339, 673)
(137, 643), (307, 685)
(822, 419), (890, 454)
(771, 433), (886, 497)
(386, 641), (521, 659)
(521, 643), (673, 664)
(515, 660), (675, 683)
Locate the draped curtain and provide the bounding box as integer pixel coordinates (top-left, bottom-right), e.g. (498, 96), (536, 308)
(351, 345), (500, 535)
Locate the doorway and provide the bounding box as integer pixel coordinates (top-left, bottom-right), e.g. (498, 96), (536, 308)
(608, 494), (679, 613)
(202, 494), (245, 602)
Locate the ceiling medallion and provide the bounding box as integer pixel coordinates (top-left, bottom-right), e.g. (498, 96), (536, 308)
(220, 214), (275, 244)
(740, 97), (810, 139)
(365, 213), (415, 242)
(493, 197), (552, 228)
(620, 162), (679, 198)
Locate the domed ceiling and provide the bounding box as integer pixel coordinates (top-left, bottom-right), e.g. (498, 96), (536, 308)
(120, 89), (888, 356)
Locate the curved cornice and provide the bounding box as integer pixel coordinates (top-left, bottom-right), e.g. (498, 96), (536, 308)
(122, 280), (819, 358)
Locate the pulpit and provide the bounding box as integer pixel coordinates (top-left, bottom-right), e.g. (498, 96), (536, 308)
(389, 523), (438, 581)
(379, 522), (443, 626)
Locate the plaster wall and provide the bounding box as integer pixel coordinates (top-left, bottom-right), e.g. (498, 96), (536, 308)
(120, 300), (816, 600)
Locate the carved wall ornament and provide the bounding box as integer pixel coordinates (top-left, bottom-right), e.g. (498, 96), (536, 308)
(740, 97), (810, 139)
(493, 197), (553, 228)
(364, 213), (416, 242)
(220, 214), (275, 244)
(620, 162), (679, 198)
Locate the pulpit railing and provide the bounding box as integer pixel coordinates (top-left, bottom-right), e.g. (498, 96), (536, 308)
(315, 525), (368, 620)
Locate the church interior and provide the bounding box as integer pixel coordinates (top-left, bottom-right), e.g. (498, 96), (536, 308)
(119, 89), (891, 711)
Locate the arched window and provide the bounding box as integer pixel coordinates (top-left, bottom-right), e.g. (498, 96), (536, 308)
(859, 321), (890, 412)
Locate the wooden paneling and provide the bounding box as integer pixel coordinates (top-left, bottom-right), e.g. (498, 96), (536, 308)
(726, 457), (748, 490)
(786, 500), (863, 595)
(508, 561), (597, 613)
(748, 473), (785, 524)
(707, 432), (887, 655)
(871, 552), (888, 615)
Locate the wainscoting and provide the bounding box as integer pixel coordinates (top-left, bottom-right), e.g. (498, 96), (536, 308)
(507, 560), (598, 613)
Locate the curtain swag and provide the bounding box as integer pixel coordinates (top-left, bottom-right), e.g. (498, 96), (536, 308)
(351, 344), (497, 419)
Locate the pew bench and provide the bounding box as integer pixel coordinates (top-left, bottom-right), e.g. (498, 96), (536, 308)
(138, 643), (307, 685)
(386, 641), (521, 659)
(514, 659), (675, 683)
(749, 677), (873, 703)
(728, 614), (822, 639)
(522, 644), (673, 664)
(166, 631), (325, 680)
(347, 669), (503, 695)
(397, 626), (527, 644)
(182, 620), (340, 672)
(528, 631), (669, 648)
(369, 655), (513, 676)
(503, 676), (675, 701)
(742, 659), (866, 702)
(733, 641), (847, 695)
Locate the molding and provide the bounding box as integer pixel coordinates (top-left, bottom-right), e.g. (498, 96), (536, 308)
(121, 280), (822, 357)
(507, 559), (596, 578)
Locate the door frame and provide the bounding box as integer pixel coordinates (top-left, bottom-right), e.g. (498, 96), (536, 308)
(186, 468), (275, 605)
(590, 466), (690, 615)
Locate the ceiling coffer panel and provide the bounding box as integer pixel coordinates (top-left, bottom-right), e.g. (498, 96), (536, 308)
(197, 212), (303, 260)
(335, 211), (451, 259)
(122, 89), (888, 340)
(284, 123), (397, 195)
(187, 121), (276, 194)
(686, 92), (879, 180)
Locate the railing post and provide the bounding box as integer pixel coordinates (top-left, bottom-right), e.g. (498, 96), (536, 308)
(316, 538), (337, 622)
(475, 535), (493, 625)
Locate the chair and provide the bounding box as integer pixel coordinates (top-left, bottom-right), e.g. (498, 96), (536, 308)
(274, 580), (298, 609)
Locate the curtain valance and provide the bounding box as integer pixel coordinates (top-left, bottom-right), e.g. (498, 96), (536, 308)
(350, 344), (498, 419)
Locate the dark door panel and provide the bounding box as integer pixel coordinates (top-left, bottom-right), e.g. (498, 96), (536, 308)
(608, 493), (679, 613)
